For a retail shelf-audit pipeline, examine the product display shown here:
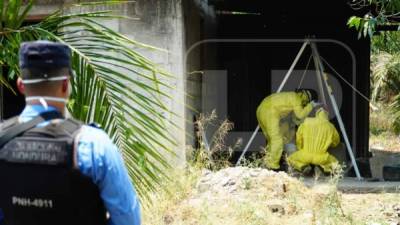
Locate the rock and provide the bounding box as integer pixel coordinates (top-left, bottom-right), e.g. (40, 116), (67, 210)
(393, 204), (400, 210)
(194, 167), (302, 198)
(200, 176), (211, 183)
(228, 179), (236, 186)
(221, 177), (233, 187)
(201, 169), (212, 177)
(197, 183), (210, 193)
(268, 204), (285, 215)
(250, 170), (260, 177)
(393, 204), (400, 217)
(267, 200), (285, 215)
(384, 211), (394, 217)
(228, 186), (237, 193)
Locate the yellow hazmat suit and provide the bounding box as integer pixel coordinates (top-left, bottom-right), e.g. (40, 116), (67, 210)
(256, 91), (313, 169)
(287, 109), (340, 173)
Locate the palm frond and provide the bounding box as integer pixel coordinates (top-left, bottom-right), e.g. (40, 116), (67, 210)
(1, 1), (177, 202)
(371, 51), (400, 102)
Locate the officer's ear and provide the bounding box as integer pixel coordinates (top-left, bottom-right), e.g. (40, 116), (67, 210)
(16, 77), (25, 95)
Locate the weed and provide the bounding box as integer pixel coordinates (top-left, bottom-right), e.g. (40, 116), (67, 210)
(188, 110), (242, 170)
(241, 150), (266, 168)
(242, 177), (252, 190)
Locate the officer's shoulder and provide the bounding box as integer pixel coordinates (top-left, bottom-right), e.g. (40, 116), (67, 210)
(81, 123), (107, 134)
(80, 123), (111, 140)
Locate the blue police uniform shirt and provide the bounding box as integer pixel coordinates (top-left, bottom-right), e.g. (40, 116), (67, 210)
(19, 105), (141, 225)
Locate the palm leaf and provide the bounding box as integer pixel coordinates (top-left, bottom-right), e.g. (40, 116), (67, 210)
(1, 1), (177, 202)
(371, 51), (400, 102)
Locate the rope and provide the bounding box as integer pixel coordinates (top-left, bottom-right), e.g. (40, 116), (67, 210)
(297, 54), (313, 89)
(319, 56), (373, 105)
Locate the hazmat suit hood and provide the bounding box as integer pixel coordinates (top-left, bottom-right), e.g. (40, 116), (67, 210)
(296, 89), (318, 105)
(316, 108), (329, 120)
(298, 92), (310, 105)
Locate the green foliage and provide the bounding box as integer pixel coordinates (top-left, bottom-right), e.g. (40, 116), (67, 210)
(390, 95), (400, 134)
(348, 0), (400, 38)
(348, 15), (377, 39)
(370, 48), (400, 102)
(0, 1), (176, 201)
(240, 152), (266, 168)
(370, 31), (400, 134)
(372, 31), (400, 53)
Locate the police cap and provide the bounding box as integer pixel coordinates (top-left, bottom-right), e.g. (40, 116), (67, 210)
(19, 41), (71, 84)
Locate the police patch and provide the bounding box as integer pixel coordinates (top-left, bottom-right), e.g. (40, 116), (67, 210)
(0, 138), (69, 165)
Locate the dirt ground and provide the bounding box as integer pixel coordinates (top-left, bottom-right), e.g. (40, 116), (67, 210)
(342, 193), (400, 225)
(144, 167), (400, 225)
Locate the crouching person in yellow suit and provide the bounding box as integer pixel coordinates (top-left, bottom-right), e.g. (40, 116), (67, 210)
(256, 89), (319, 170)
(288, 108), (340, 173)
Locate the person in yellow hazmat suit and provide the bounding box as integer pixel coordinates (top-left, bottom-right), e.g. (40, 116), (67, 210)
(256, 89), (320, 170)
(287, 108), (340, 174)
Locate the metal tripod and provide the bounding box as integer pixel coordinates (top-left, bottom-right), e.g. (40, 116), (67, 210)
(235, 39), (362, 180)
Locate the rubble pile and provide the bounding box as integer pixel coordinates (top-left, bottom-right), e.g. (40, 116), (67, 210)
(191, 166), (312, 218)
(148, 167), (400, 225)
(196, 167), (301, 196)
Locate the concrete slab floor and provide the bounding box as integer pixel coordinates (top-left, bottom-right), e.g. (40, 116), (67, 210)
(302, 177), (400, 193)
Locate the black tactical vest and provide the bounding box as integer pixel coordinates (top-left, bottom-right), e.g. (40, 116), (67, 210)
(0, 112), (107, 225)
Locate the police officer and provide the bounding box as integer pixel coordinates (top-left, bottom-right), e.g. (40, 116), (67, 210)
(0, 41), (141, 225)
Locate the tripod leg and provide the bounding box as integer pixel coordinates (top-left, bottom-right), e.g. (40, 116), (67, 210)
(311, 42), (362, 180)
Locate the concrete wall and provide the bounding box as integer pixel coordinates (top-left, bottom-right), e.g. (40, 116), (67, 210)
(30, 0), (186, 165)
(183, 0), (203, 147)
(184, 0), (218, 147)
